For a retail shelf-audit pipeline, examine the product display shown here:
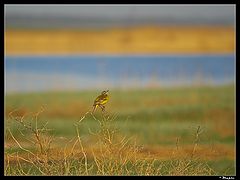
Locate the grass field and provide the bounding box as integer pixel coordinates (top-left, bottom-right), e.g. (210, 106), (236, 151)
(4, 85), (235, 175)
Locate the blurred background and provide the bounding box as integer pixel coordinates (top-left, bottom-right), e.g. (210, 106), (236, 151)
(5, 5), (236, 175)
(5, 5), (235, 93)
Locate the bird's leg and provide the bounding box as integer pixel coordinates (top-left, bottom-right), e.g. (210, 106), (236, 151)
(99, 105), (105, 112)
(92, 105), (98, 113)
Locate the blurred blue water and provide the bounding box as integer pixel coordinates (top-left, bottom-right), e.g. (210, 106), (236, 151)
(5, 55), (235, 93)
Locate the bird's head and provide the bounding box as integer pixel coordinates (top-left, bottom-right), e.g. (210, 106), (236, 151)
(101, 90), (109, 95)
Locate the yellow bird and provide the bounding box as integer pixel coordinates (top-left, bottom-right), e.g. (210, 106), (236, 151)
(92, 90), (109, 113)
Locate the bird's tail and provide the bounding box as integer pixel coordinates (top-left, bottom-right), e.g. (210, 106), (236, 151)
(92, 105), (98, 113)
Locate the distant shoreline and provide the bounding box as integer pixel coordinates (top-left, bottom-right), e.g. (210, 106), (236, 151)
(5, 25), (235, 55)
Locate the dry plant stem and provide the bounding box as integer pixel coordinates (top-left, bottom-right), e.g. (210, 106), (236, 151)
(5, 107), (218, 175)
(7, 107), (55, 175)
(16, 153), (27, 175)
(7, 128), (36, 157)
(79, 111), (90, 123)
(9, 108), (46, 155)
(7, 129), (48, 175)
(4, 155), (10, 175)
(191, 126), (201, 159)
(75, 125), (89, 175)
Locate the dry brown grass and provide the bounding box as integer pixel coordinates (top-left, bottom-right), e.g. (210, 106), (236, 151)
(4, 108), (218, 176)
(5, 25), (234, 55)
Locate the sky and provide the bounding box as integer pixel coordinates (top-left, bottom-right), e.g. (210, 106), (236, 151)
(5, 5), (235, 28)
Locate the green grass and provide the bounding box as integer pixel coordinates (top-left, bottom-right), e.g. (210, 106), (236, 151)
(5, 84), (235, 175)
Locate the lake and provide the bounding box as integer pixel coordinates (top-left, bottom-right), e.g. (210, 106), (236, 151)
(5, 54), (235, 93)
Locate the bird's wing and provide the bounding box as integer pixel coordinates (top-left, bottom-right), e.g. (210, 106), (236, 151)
(94, 95), (103, 105)
(94, 94), (108, 105)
